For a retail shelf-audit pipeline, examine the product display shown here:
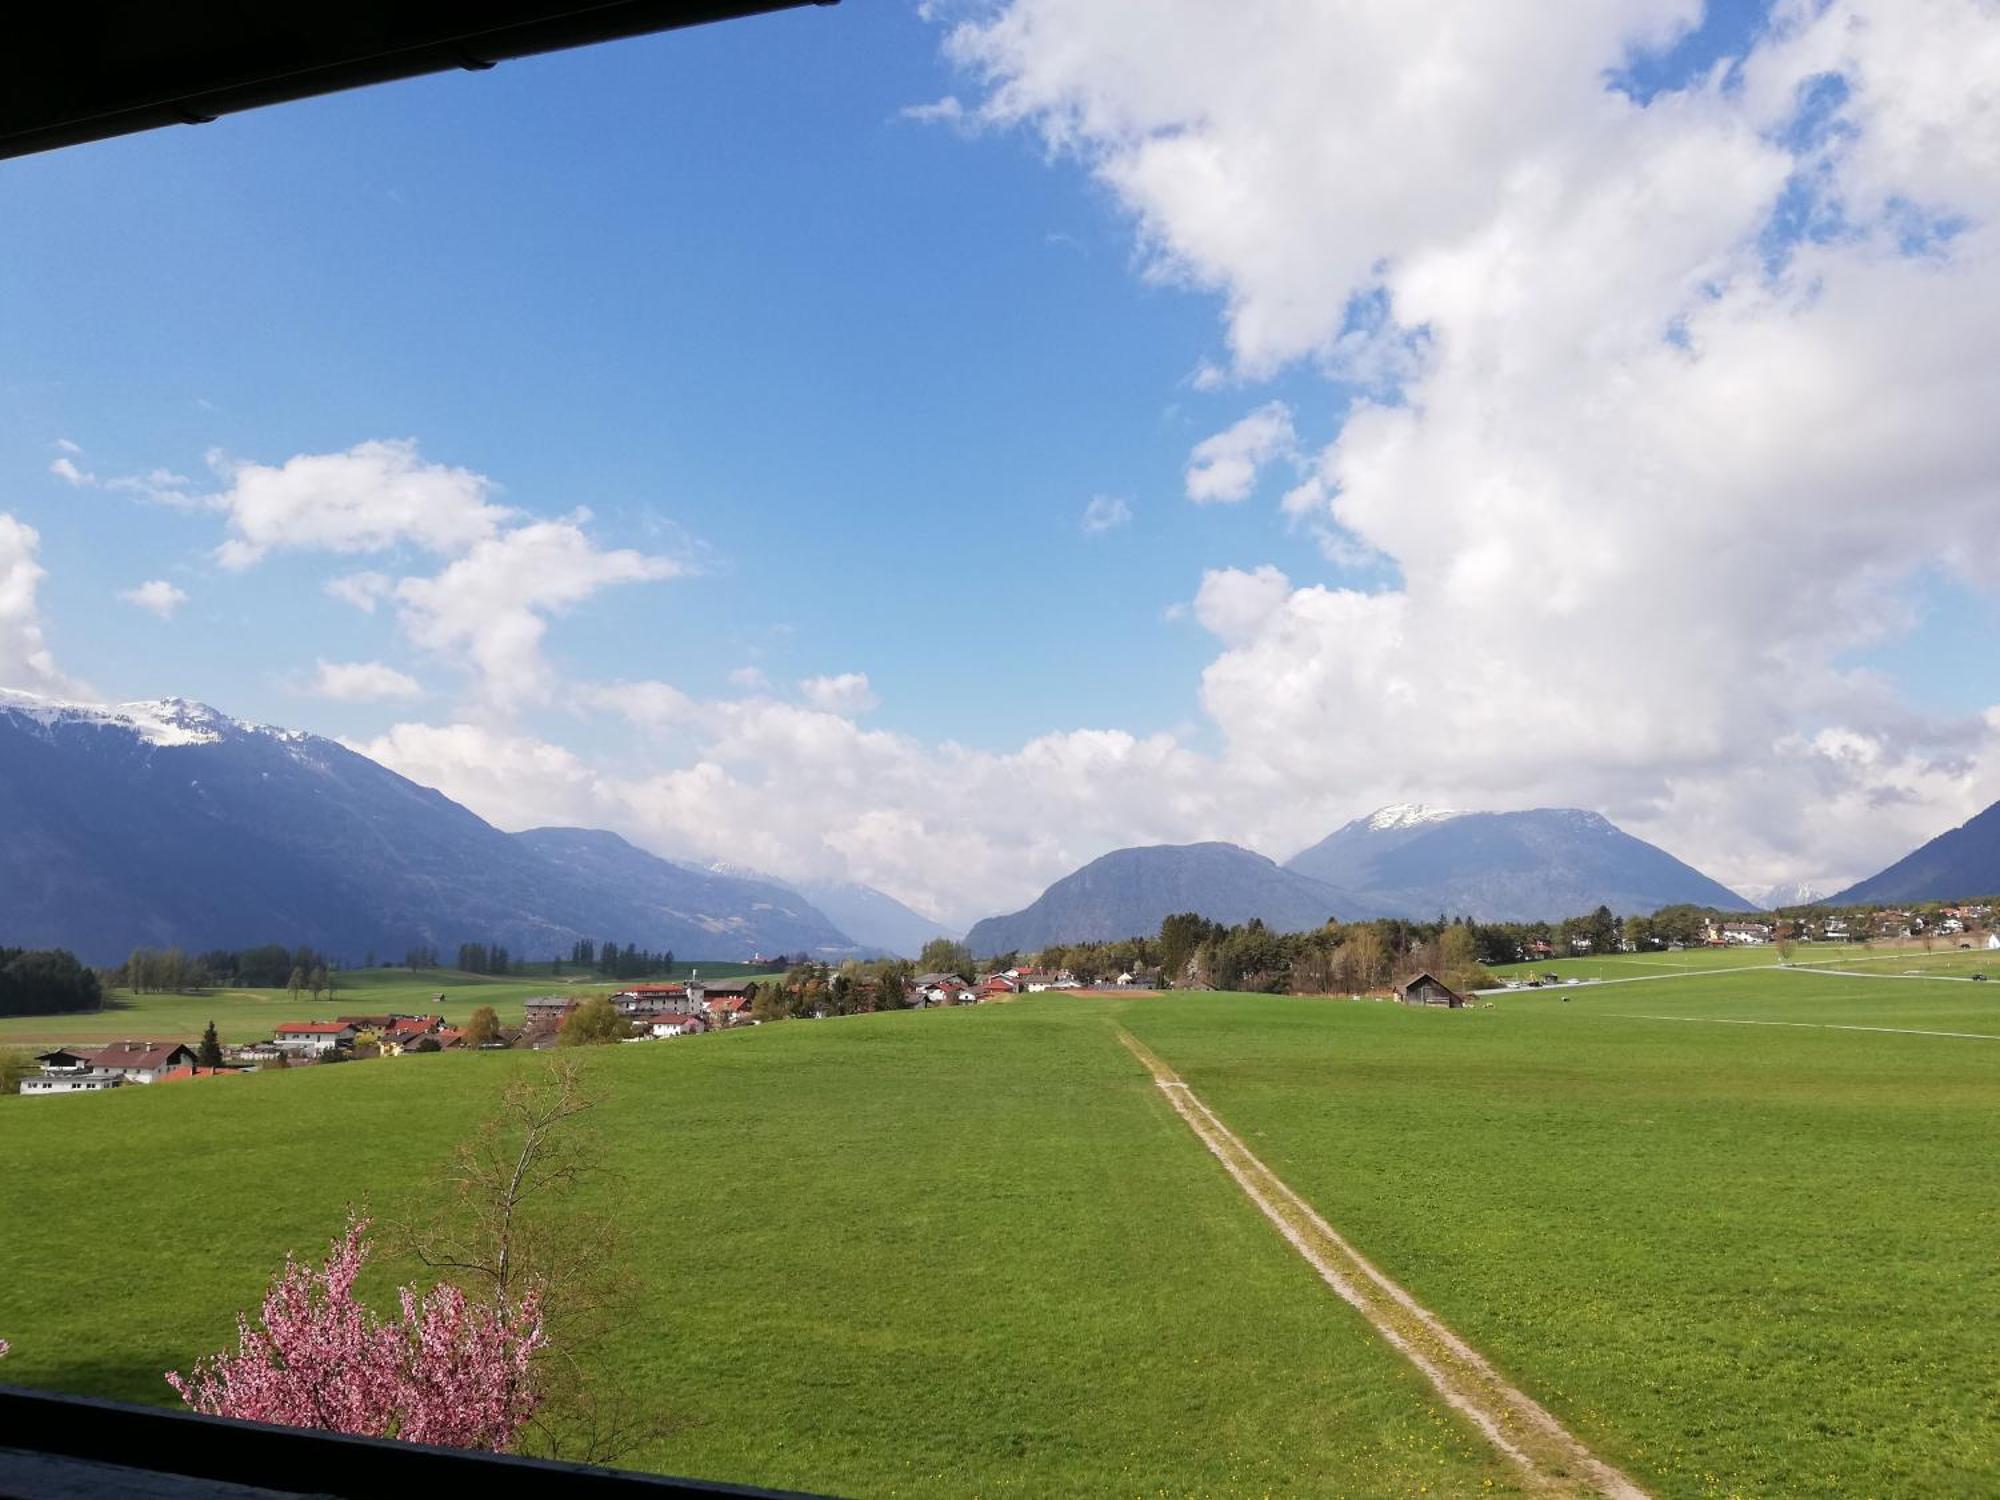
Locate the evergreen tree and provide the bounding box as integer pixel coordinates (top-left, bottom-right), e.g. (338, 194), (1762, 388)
(197, 1020), (224, 1069)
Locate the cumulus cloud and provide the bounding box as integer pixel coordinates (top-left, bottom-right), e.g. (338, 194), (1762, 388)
(798, 672), (880, 716)
(924, 0), (2000, 894)
(210, 438), (508, 569)
(118, 580), (189, 619)
(178, 441), (685, 713)
(0, 514), (76, 692)
(1080, 494), (1133, 533)
(306, 660), (423, 702)
(1184, 402), (1295, 503)
(358, 703), (1228, 927)
(50, 456), (92, 486)
(393, 517), (681, 712)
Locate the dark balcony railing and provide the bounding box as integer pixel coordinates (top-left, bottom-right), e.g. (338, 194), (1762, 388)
(0, 1384), (826, 1498)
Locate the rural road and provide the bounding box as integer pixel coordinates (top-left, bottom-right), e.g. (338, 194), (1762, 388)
(1116, 1025), (1649, 1500)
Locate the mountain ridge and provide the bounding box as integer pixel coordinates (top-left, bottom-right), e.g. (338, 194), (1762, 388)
(965, 842), (1356, 955)
(1831, 799), (2000, 905)
(0, 689), (861, 963)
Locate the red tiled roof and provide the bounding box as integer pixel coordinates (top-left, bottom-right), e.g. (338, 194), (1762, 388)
(157, 1066), (241, 1082)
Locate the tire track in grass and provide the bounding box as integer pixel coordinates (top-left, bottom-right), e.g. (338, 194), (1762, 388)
(1116, 1025), (1648, 1500)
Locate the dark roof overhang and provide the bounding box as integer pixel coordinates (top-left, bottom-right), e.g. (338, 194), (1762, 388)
(1, 0), (836, 162)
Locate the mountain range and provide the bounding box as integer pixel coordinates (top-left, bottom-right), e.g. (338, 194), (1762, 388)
(1283, 804), (1750, 922)
(1831, 800), (2000, 905)
(0, 691), (860, 964)
(963, 842), (1356, 955)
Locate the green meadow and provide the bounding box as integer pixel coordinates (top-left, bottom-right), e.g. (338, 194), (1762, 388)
(0, 969), (613, 1049)
(3, 968), (1996, 1496)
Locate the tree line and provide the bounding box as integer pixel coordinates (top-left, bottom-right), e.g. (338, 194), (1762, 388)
(121, 944), (333, 994)
(0, 947), (102, 1017)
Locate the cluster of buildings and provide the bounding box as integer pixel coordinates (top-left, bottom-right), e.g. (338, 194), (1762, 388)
(19, 1040), (209, 1095)
(16, 1012), (465, 1097)
(521, 977), (762, 1043)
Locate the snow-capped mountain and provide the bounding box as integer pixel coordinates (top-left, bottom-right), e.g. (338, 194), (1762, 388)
(1737, 879), (1828, 910)
(1284, 805), (1749, 922)
(0, 689), (860, 963)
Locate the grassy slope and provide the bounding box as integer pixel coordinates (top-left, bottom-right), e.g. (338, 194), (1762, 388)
(0, 1002), (1516, 1499)
(1120, 977), (2000, 1497)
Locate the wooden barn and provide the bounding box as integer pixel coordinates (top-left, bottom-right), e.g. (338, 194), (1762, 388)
(1394, 970), (1466, 1008)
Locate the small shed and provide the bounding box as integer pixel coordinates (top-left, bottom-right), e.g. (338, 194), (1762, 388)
(1394, 970), (1465, 1008)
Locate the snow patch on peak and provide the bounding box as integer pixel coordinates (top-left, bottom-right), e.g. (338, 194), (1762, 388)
(0, 687), (268, 747)
(1364, 802), (1463, 831)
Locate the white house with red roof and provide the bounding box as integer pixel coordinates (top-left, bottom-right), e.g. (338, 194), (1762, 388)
(82, 1041), (201, 1083)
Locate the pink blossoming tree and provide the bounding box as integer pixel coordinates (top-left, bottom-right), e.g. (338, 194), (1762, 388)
(167, 1213), (544, 1452)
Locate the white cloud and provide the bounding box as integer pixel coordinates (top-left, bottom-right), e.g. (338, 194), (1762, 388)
(1184, 401), (1296, 503)
(209, 438), (508, 569)
(922, 0), (2000, 895)
(798, 672), (880, 716)
(55, 438), (81, 455)
(393, 518), (681, 712)
(306, 659), (423, 702)
(1080, 493), (1133, 533)
(729, 665), (771, 692)
(325, 571), (395, 613)
(118, 580), (189, 619)
(50, 457), (92, 486)
(0, 514), (76, 693)
(900, 95), (968, 126)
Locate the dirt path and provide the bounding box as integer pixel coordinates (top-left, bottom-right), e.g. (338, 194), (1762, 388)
(1116, 1026), (1648, 1500)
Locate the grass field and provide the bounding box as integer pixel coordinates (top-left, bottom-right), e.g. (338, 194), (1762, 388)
(3, 969), (1996, 1496)
(0, 1004), (1517, 1498)
(0, 969), (617, 1050)
(0, 962), (797, 1051)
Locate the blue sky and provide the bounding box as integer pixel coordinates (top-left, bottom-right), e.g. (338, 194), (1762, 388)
(0, 2), (1346, 753)
(3, 0), (1996, 920)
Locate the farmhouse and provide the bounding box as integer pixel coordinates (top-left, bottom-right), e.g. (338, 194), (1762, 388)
(523, 995), (576, 1024)
(636, 1011), (708, 1038)
(18, 1072), (124, 1104)
(688, 979), (758, 1011)
(1394, 971), (1466, 1008)
(87, 1041), (201, 1082)
(273, 1022), (355, 1057)
(612, 984), (686, 1015)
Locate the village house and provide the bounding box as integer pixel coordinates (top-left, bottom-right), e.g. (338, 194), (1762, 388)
(273, 1021), (355, 1057)
(978, 973), (1019, 998)
(1394, 971), (1466, 1008)
(688, 979), (758, 1012)
(612, 984), (686, 1015)
(634, 1011), (708, 1038)
(21, 1050), (127, 1096)
(909, 972), (976, 1006)
(1114, 967), (1164, 989)
(522, 995), (576, 1025)
(233, 1041), (285, 1065)
(86, 1041), (202, 1083)
(705, 993), (753, 1024)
